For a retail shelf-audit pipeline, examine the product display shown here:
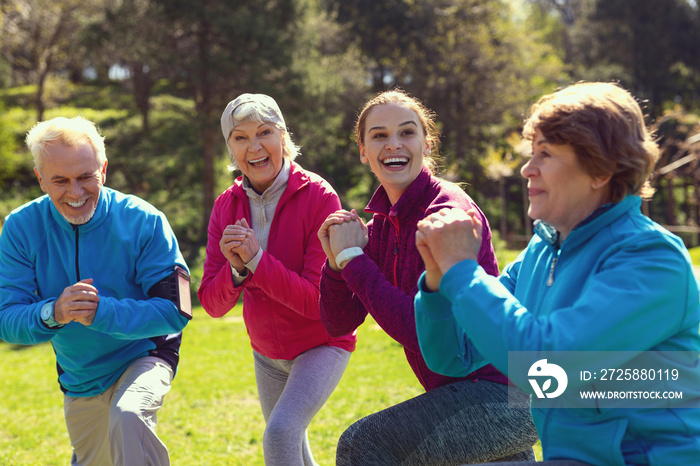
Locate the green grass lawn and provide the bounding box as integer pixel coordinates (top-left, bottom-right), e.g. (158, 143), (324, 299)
(5, 241), (696, 464)
(688, 246), (700, 266)
(0, 304), (544, 465)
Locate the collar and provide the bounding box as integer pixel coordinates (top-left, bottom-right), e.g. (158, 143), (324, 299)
(365, 166), (432, 216)
(534, 195), (641, 250)
(241, 158), (290, 199)
(49, 187), (110, 233)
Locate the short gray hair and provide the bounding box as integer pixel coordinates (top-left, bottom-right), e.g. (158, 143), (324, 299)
(220, 94), (300, 172)
(26, 116), (106, 174)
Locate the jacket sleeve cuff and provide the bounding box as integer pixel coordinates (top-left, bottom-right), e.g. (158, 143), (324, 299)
(416, 272), (454, 319)
(440, 259), (480, 302)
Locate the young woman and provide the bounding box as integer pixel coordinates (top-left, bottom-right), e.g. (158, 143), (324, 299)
(317, 89), (538, 465)
(198, 93), (356, 465)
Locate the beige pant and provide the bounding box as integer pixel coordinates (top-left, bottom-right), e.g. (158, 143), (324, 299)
(64, 356), (174, 466)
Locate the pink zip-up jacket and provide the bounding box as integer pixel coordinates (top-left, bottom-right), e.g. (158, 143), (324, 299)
(320, 167), (506, 391)
(198, 161), (356, 359)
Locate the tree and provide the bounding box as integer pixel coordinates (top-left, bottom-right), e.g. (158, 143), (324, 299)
(527, 0), (700, 116)
(82, 0), (173, 134)
(326, 0), (435, 92)
(649, 107), (700, 235)
(151, 0), (301, 238)
(396, 0), (567, 217)
(284, 0), (371, 206)
(325, 0), (569, 235)
(591, 0), (698, 116)
(0, 0), (102, 120)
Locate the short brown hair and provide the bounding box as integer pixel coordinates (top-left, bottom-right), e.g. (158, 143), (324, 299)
(355, 89), (440, 173)
(523, 82), (660, 202)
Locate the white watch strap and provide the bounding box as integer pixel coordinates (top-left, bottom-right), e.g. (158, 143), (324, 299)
(41, 302), (64, 328)
(335, 247), (364, 269)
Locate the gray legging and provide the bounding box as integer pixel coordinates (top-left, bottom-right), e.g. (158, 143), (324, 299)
(336, 379), (539, 465)
(254, 346), (351, 466)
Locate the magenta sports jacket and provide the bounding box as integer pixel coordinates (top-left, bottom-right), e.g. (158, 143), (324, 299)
(320, 167), (506, 391)
(198, 161), (356, 359)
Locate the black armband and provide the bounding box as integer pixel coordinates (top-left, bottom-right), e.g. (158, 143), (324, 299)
(148, 265), (193, 319)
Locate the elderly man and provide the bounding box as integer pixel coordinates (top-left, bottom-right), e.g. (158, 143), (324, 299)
(0, 116), (191, 465)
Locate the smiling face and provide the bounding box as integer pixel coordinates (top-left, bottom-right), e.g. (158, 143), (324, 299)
(227, 120), (286, 193)
(360, 103), (429, 204)
(35, 140), (107, 225)
(521, 129), (611, 239)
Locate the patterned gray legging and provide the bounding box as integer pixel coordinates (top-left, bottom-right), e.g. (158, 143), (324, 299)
(336, 379), (539, 465)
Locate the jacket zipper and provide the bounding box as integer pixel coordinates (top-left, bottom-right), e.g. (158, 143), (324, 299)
(365, 209), (401, 286)
(547, 257), (557, 286)
(73, 225), (81, 281)
(392, 219), (399, 286)
(547, 248), (563, 287)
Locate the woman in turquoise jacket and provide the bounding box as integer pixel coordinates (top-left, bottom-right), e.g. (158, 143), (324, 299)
(413, 82), (700, 465)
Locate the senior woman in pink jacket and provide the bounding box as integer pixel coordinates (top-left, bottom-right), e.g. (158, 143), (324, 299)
(198, 93), (355, 466)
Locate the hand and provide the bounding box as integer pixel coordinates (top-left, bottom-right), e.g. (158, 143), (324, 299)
(319, 209), (367, 271)
(54, 278), (99, 326)
(220, 218), (259, 273)
(415, 229), (442, 292)
(328, 209), (367, 255)
(416, 208), (482, 275)
(229, 218), (260, 264)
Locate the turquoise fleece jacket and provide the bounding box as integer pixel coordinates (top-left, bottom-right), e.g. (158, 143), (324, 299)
(0, 187), (190, 397)
(415, 195), (700, 465)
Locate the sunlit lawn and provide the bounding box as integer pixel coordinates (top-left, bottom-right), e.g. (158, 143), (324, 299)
(8, 241), (697, 464)
(0, 302), (543, 465)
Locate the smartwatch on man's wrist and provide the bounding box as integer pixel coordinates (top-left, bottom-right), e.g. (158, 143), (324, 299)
(40, 302), (64, 329)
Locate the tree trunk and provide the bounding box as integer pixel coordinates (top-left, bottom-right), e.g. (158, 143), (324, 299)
(499, 177), (507, 241)
(200, 124), (217, 240)
(35, 66), (49, 122)
(132, 63), (151, 134)
(664, 175), (677, 225)
(196, 17), (216, 242)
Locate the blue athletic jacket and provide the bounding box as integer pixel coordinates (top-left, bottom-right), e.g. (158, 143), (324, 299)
(0, 187), (190, 397)
(415, 195), (700, 465)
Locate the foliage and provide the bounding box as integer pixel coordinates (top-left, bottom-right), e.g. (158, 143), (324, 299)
(0, 86), (208, 269)
(646, 106), (700, 243)
(528, 0), (700, 117)
(0, 101), (46, 208)
(0, 102), (22, 186)
(688, 245), (700, 265)
(492, 230), (525, 270)
(593, 0), (700, 116)
(328, 0), (570, 201)
(274, 0), (372, 207)
(0, 0), (106, 119)
(2, 0), (700, 249)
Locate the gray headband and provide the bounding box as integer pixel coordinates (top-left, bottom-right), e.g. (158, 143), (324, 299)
(220, 93), (286, 141)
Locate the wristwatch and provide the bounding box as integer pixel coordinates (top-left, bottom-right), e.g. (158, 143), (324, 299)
(40, 302), (64, 328)
(335, 247), (364, 269)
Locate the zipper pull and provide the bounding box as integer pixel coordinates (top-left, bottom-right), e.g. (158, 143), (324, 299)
(547, 257), (558, 286)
